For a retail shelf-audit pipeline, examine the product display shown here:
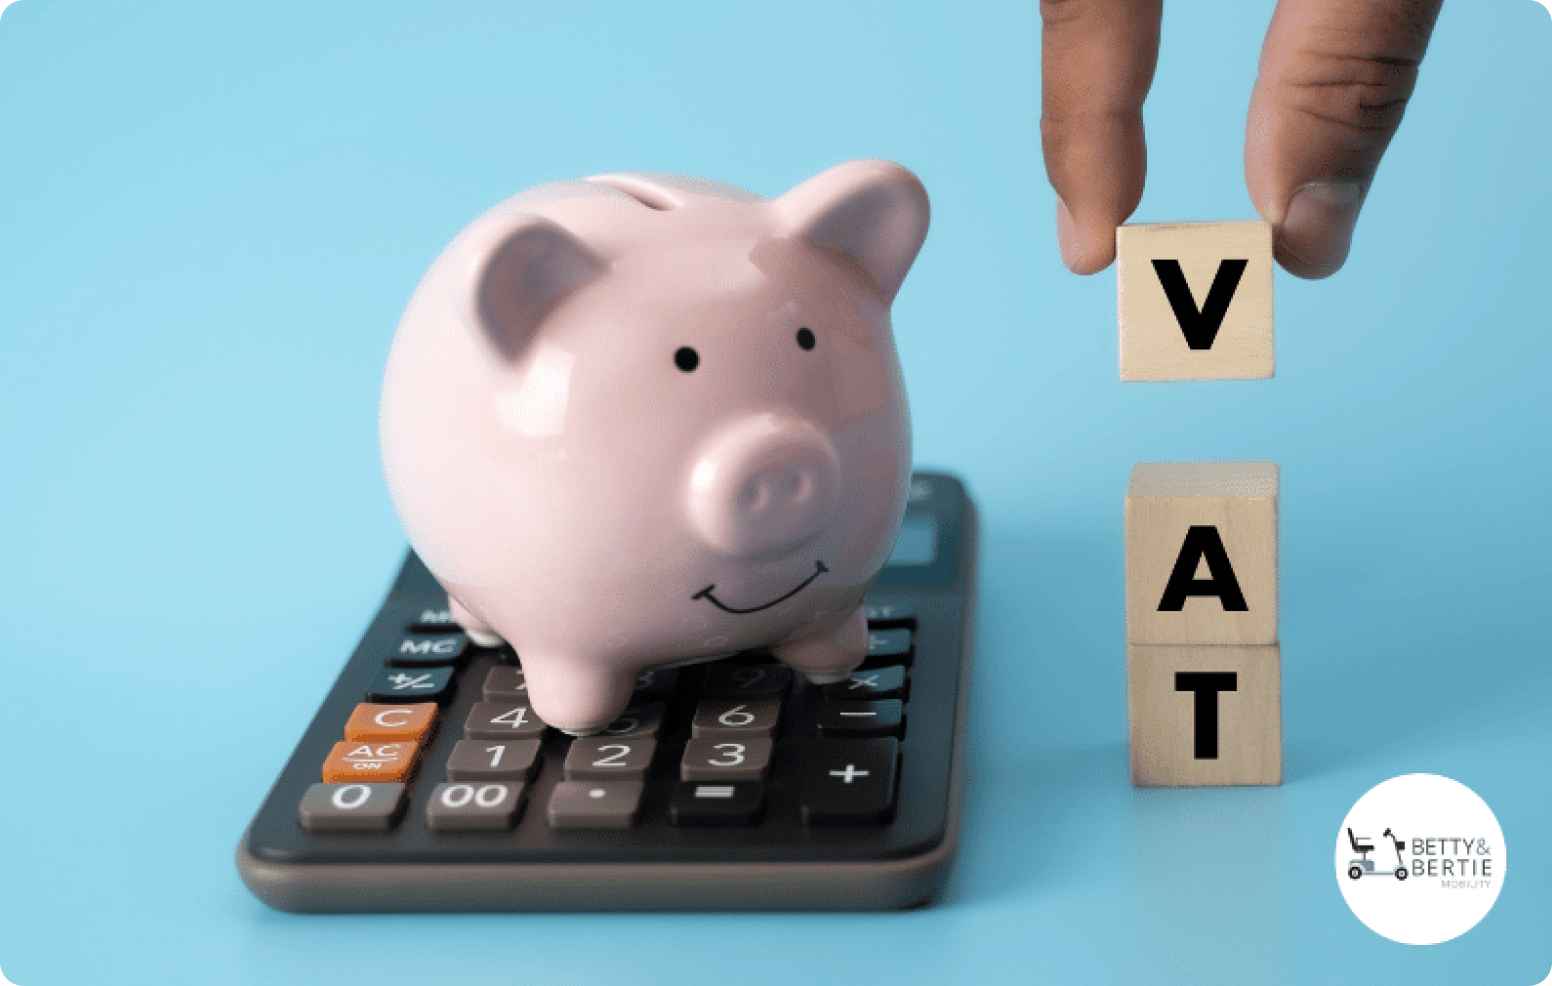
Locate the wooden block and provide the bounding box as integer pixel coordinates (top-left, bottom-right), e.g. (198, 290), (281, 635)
(1118, 221), (1273, 381)
(1129, 644), (1281, 787)
(1126, 462), (1277, 645)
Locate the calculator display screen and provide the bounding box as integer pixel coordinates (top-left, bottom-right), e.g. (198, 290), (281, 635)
(886, 513), (937, 567)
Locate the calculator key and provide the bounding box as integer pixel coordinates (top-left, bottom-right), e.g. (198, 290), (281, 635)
(822, 666), (907, 701)
(387, 632), (469, 667)
(547, 781), (644, 829)
(343, 703), (438, 744)
(691, 699), (782, 739)
(464, 702), (548, 739)
(321, 741), (420, 784)
(298, 783), (407, 831)
(405, 606), (458, 633)
(564, 737), (657, 781)
(482, 666), (528, 701)
(801, 738), (899, 825)
(816, 699), (905, 738)
(445, 739), (541, 782)
(724, 646), (775, 664)
(867, 629), (913, 661)
(425, 782), (525, 830)
(669, 781), (765, 827)
(680, 738), (773, 781)
(863, 600), (915, 625)
(701, 663), (791, 700)
(366, 666), (456, 704)
(631, 667), (680, 699)
(600, 702), (666, 739)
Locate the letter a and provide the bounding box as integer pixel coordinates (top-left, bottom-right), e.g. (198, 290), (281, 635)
(1157, 525), (1248, 612)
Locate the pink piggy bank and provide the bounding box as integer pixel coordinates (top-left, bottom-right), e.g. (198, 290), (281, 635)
(380, 160), (929, 734)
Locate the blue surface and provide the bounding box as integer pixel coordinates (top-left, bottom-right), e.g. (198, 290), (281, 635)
(2, 1), (1549, 984)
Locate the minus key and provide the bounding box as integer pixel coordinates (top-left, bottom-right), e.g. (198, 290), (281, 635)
(815, 699), (904, 738)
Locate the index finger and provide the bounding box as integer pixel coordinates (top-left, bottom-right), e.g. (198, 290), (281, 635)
(1041, 0), (1163, 274)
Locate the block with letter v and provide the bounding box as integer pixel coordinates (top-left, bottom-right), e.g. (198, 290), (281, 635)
(1118, 221), (1273, 381)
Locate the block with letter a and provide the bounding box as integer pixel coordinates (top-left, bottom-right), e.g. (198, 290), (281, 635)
(1118, 221), (1273, 381)
(1125, 462), (1281, 786)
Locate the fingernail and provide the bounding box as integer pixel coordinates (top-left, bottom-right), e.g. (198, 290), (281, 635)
(1281, 182), (1365, 276)
(1056, 197), (1086, 272)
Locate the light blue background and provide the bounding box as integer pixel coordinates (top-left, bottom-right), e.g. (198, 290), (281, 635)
(2, 1), (1548, 983)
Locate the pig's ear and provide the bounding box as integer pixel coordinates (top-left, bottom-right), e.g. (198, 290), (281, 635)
(458, 214), (604, 362)
(777, 160), (930, 304)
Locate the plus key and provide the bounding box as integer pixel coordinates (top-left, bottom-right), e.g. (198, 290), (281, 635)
(800, 738), (899, 825)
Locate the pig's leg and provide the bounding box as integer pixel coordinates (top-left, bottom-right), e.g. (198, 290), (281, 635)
(772, 604), (868, 685)
(522, 656), (637, 737)
(449, 595), (504, 648)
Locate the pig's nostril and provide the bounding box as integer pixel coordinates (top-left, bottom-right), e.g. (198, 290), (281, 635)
(786, 468), (810, 501)
(740, 479), (770, 513)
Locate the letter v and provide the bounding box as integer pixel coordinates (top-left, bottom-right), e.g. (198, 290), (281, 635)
(1151, 259), (1248, 350)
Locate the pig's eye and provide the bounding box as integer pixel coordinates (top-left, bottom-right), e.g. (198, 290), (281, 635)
(795, 327), (816, 351)
(674, 346), (699, 372)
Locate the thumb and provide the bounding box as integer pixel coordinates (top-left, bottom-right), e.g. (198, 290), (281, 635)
(1245, 0), (1443, 278)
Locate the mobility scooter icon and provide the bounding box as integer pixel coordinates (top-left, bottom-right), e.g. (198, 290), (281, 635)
(1347, 827), (1408, 881)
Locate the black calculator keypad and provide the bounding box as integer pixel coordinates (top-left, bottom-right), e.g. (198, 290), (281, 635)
(300, 611), (922, 834)
(246, 472), (973, 912)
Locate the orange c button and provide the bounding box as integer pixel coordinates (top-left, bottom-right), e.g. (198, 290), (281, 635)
(344, 702), (438, 743)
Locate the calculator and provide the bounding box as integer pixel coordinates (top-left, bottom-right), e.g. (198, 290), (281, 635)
(238, 471), (975, 911)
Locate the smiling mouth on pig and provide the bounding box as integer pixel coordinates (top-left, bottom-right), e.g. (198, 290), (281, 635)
(691, 560), (828, 615)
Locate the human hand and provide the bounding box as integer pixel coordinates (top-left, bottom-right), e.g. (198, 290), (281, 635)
(1041, 0), (1444, 279)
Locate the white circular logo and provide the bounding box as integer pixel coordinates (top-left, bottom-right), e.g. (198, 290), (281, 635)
(1336, 774), (1506, 944)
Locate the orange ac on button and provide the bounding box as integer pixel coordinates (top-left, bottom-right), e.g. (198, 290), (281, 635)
(344, 703), (438, 743)
(321, 741), (420, 784)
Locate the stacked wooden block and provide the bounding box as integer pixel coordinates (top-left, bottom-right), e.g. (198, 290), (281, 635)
(1126, 462), (1280, 785)
(1118, 222), (1281, 787)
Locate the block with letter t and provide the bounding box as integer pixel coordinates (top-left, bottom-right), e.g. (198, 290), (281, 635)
(1128, 644), (1282, 786)
(1118, 221), (1273, 381)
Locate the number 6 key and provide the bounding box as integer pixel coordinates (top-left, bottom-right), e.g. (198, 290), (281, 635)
(691, 699), (782, 739)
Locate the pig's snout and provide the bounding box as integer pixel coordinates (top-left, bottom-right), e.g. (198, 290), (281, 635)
(687, 414), (840, 558)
